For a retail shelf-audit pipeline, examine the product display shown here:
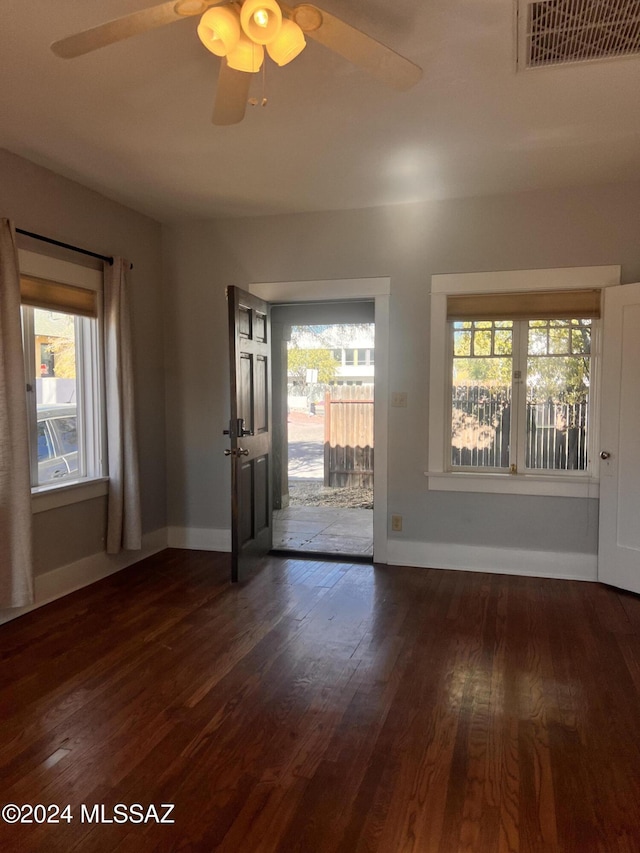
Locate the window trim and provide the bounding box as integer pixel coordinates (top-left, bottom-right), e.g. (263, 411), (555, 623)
(427, 266), (621, 498)
(18, 250), (106, 508)
(31, 477), (109, 514)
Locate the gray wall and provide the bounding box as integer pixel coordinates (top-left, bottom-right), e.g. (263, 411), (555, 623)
(4, 145), (638, 572)
(163, 180), (640, 555)
(1, 149), (166, 575)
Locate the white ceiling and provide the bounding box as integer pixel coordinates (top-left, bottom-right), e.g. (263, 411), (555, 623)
(1, 0), (639, 222)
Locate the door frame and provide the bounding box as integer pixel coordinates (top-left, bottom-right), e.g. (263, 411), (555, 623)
(249, 277), (390, 564)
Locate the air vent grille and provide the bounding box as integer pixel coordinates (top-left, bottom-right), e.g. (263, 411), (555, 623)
(519, 0), (640, 69)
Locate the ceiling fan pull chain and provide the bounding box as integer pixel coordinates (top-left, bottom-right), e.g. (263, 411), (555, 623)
(261, 60), (268, 107)
(250, 58), (268, 107)
(249, 43), (259, 106)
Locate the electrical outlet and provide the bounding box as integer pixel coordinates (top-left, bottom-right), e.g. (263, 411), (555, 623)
(391, 392), (408, 408)
(391, 514), (403, 532)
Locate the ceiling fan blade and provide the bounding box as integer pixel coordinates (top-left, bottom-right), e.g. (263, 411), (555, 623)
(51, 0), (219, 59)
(284, 3), (422, 91)
(213, 63), (252, 125)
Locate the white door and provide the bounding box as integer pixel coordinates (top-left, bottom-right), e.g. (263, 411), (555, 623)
(598, 282), (640, 593)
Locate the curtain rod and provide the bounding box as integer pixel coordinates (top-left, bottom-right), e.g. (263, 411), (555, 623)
(16, 228), (114, 265)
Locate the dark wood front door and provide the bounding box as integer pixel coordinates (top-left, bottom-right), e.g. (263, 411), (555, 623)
(227, 286), (272, 582)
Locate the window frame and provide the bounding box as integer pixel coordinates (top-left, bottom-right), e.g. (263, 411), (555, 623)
(427, 266), (621, 498)
(18, 250), (108, 511)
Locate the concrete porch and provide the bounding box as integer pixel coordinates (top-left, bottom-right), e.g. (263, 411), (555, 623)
(272, 506), (373, 557)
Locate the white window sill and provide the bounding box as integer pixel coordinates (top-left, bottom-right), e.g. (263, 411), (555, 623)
(32, 477), (109, 514)
(425, 471), (599, 498)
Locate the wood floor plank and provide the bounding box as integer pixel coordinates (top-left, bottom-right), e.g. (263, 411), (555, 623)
(1, 550), (640, 852)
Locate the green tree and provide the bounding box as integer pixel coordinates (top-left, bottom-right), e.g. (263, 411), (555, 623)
(46, 334), (76, 379)
(452, 319), (591, 403)
(452, 323), (513, 386)
(34, 310), (76, 379)
(454, 357), (512, 385)
(526, 319), (590, 404)
(288, 348), (339, 386)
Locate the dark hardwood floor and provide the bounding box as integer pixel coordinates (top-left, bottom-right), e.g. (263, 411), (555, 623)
(1, 550), (640, 852)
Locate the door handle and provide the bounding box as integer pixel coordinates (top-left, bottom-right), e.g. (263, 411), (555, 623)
(237, 448), (249, 456)
(600, 451), (611, 460)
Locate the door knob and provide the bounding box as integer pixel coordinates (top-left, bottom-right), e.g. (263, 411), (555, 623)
(224, 449), (232, 456)
(237, 448), (249, 456)
(600, 451), (611, 460)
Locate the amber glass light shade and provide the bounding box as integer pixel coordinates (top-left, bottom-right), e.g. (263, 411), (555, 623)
(240, 0), (282, 45)
(197, 7), (241, 57)
(226, 32), (265, 72)
(266, 19), (306, 66)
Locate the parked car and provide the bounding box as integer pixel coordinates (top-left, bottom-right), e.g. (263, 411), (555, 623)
(37, 404), (78, 483)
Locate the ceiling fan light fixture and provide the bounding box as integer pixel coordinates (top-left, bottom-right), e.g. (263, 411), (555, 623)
(266, 19), (306, 66)
(197, 7), (241, 57)
(226, 32), (265, 72)
(240, 0), (282, 45)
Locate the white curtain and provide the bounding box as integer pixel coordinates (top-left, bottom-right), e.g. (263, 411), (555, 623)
(104, 258), (142, 554)
(0, 219), (34, 606)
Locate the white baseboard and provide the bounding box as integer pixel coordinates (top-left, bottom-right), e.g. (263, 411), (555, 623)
(386, 540), (597, 582)
(0, 527), (168, 627)
(167, 526), (231, 552)
(1, 530), (594, 630)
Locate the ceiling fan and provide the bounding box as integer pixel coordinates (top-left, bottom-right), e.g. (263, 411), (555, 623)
(50, 0), (423, 125)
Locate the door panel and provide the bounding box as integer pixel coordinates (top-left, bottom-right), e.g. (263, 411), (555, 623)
(254, 455), (269, 532)
(598, 282), (640, 593)
(254, 310), (267, 342)
(238, 304), (252, 338)
(239, 353), (253, 433)
(254, 355), (268, 433)
(239, 460), (254, 545)
(227, 286), (273, 582)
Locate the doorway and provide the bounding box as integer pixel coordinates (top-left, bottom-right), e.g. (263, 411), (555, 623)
(249, 277), (390, 565)
(271, 311), (375, 558)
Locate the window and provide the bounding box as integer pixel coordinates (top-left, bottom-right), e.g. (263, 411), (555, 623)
(428, 266), (621, 497)
(451, 320), (513, 470)
(19, 252), (105, 491)
(451, 317), (592, 473)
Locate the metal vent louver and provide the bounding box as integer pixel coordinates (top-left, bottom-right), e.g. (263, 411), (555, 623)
(518, 0), (640, 69)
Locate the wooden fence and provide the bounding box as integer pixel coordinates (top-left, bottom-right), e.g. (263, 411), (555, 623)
(324, 385), (374, 487)
(452, 382), (589, 470)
